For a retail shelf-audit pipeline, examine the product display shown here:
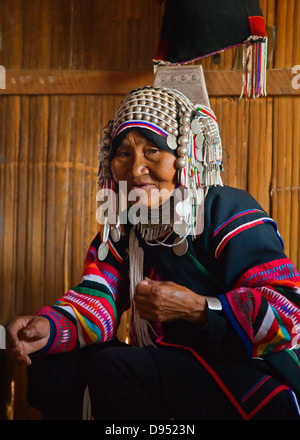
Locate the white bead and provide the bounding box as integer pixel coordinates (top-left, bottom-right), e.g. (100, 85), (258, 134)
(180, 116), (190, 125)
(179, 125), (190, 135)
(178, 135), (189, 145)
(176, 157), (187, 169)
(177, 146), (189, 156)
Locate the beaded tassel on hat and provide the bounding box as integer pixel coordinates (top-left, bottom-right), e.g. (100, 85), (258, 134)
(240, 36), (268, 99)
(97, 121), (123, 260)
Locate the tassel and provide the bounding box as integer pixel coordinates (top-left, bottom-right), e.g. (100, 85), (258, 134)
(129, 228), (156, 347)
(240, 37), (268, 99)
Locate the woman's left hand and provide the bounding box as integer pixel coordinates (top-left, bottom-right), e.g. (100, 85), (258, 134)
(134, 279), (207, 326)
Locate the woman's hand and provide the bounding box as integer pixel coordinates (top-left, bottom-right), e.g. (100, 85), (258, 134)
(6, 316), (50, 366)
(135, 279), (207, 326)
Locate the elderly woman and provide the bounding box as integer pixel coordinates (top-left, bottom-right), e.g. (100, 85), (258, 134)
(6, 87), (300, 420)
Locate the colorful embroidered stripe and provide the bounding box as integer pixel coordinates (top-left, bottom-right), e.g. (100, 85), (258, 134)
(107, 237), (123, 264)
(215, 218), (272, 259)
(196, 106), (217, 123)
(113, 120), (169, 139)
(219, 293), (253, 358)
(57, 291), (116, 344)
(186, 250), (223, 288)
(213, 209), (265, 237)
(157, 337), (290, 419)
(241, 375), (270, 403)
(99, 223), (123, 265)
(36, 306), (77, 353)
(235, 258), (300, 288)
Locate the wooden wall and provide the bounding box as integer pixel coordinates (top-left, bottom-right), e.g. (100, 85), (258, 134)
(0, 0), (299, 419)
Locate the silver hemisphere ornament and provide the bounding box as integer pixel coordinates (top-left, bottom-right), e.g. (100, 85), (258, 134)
(173, 236), (188, 256)
(175, 199), (191, 217)
(98, 242), (109, 261)
(166, 134), (177, 150)
(191, 119), (202, 135)
(110, 227), (121, 243)
(195, 133), (204, 149)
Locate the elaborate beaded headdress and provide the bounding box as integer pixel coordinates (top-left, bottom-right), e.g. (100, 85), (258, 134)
(97, 86), (222, 245)
(97, 86), (223, 345)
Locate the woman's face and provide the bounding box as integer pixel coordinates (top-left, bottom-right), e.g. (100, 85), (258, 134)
(111, 129), (177, 208)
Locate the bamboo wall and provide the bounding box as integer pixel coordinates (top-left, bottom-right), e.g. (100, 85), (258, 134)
(0, 0), (299, 419)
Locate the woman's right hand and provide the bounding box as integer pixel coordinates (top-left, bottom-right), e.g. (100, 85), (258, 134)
(6, 316), (50, 366)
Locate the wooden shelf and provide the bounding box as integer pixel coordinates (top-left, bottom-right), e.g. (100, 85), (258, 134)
(0, 68), (298, 96)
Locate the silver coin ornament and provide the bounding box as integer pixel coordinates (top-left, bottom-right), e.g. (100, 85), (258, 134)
(173, 220), (190, 237)
(195, 133), (204, 149)
(175, 199), (191, 217)
(176, 185), (189, 201)
(98, 242), (109, 261)
(191, 119), (202, 135)
(173, 236), (188, 256)
(110, 227), (121, 242)
(166, 134), (177, 150)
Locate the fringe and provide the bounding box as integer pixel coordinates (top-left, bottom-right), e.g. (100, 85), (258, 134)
(240, 37), (268, 99)
(129, 228), (156, 347)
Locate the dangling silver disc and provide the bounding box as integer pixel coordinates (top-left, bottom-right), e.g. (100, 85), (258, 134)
(173, 220), (190, 237)
(173, 237), (188, 256)
(195, 133), (204, 149)
(175, 185), (189, 201)
(98, 242), (109, 261)
(166, 134), (177, 150)
(110, 227), (121, 242)
(175, 199), (191, 217)
(191, 119), (202, 135)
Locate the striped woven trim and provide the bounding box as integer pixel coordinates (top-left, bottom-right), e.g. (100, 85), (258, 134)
(215, 217), (274, 259)
(113, 120), (169, 139)
(213, 209), (265, 237)
(36, 306), (77, 353)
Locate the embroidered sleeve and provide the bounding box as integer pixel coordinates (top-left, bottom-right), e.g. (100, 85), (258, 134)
(35, 234), (129, 354)
(207, 188), (300, 358)
(219, 258), (300, 358)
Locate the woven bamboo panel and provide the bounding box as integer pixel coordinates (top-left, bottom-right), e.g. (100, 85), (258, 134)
(0, 0), (299, 420)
